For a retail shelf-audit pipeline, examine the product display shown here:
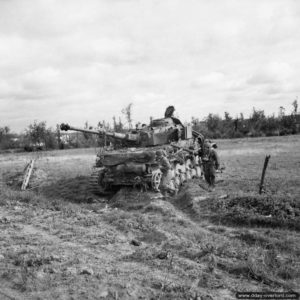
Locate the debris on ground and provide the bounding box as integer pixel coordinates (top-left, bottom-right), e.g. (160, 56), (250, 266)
(130, 239), (141, 246)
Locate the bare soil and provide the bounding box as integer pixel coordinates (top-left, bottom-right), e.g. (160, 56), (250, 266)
(0, 136), (299, 300)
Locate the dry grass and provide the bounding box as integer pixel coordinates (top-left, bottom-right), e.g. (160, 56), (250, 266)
(0, 136), (299, 299)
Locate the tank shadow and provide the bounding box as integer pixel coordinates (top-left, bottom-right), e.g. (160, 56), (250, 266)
(39, 176), (109, 203)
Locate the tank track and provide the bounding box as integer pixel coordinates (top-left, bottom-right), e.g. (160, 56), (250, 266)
(89, 168), (107, 195)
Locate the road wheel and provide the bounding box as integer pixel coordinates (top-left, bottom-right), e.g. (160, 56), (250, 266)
(151, 170), (162, 192)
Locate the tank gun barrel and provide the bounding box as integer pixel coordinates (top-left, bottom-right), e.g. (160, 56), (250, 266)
(60, 123), (102, 135)
(60, 123), (137, 141)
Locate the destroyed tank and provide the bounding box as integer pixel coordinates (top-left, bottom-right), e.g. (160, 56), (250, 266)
(60, 106), (205, 194)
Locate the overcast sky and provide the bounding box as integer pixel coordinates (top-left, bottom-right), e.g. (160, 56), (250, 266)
(0, 0), (299, 132)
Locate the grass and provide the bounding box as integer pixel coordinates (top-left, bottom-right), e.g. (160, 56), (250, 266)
(0, 135), (299, 299)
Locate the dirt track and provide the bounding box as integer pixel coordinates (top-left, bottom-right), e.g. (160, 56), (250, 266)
(0, 186), (254, 300)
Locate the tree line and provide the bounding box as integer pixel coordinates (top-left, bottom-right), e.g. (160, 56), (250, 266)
(0, 100), (299, 151)
(193, 100), (299, 139)
(0, 103), (133, 151)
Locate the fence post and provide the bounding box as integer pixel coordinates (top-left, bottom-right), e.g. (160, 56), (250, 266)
(259, 155), (271, 194)
(21, 159), (35, 191)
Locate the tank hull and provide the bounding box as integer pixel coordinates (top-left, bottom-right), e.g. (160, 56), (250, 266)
(90, 142), (202, 194)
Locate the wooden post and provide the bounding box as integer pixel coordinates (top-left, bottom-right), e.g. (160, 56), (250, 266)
(259, 155), (271, 194)
(0, 174), (3, 190)
(21, 159), (35, 191)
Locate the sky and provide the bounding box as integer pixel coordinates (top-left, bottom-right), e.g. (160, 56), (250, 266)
(0, 0), (299, 132)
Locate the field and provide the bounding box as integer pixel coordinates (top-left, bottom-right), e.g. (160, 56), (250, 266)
(0, 135), (299, 300)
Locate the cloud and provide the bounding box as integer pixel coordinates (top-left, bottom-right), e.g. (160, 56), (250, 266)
(247, 62), (293, 85)
(191, 72), (225, 88)
(0, 0), (300, 131)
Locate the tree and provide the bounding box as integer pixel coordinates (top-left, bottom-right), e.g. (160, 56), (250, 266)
(112, 116), (117, 131)
(247, 108), (266, 136)
(25, 121), (57, 150)
(121, 103), (133, 129)
(0, 126), (11, 149)
(191, 116), (199, 127)
(26, 121), (47, 145)
(233, 118), (238, 132)
(278, 106), (285, 118)
(224, 111), (232, 122)
(56, 124), (64, 149)
(205, 113), (222, 138)
(0, 126), (10, 135)
(118, 117), (123, 131)
(264, 115), (279, 136)
(292, 98), (298, 114)
(206, 114), (221, 131)
(280, 115), (297, 135)
(250, 108), (265, 123)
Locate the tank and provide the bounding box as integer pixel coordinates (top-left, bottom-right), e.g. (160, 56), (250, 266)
(60, 106), (205, 194)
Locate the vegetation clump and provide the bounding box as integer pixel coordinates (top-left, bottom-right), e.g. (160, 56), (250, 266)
(210, 195), (300, 230)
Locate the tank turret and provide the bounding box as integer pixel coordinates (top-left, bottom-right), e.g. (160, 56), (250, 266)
(60, 113), (200, 148)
